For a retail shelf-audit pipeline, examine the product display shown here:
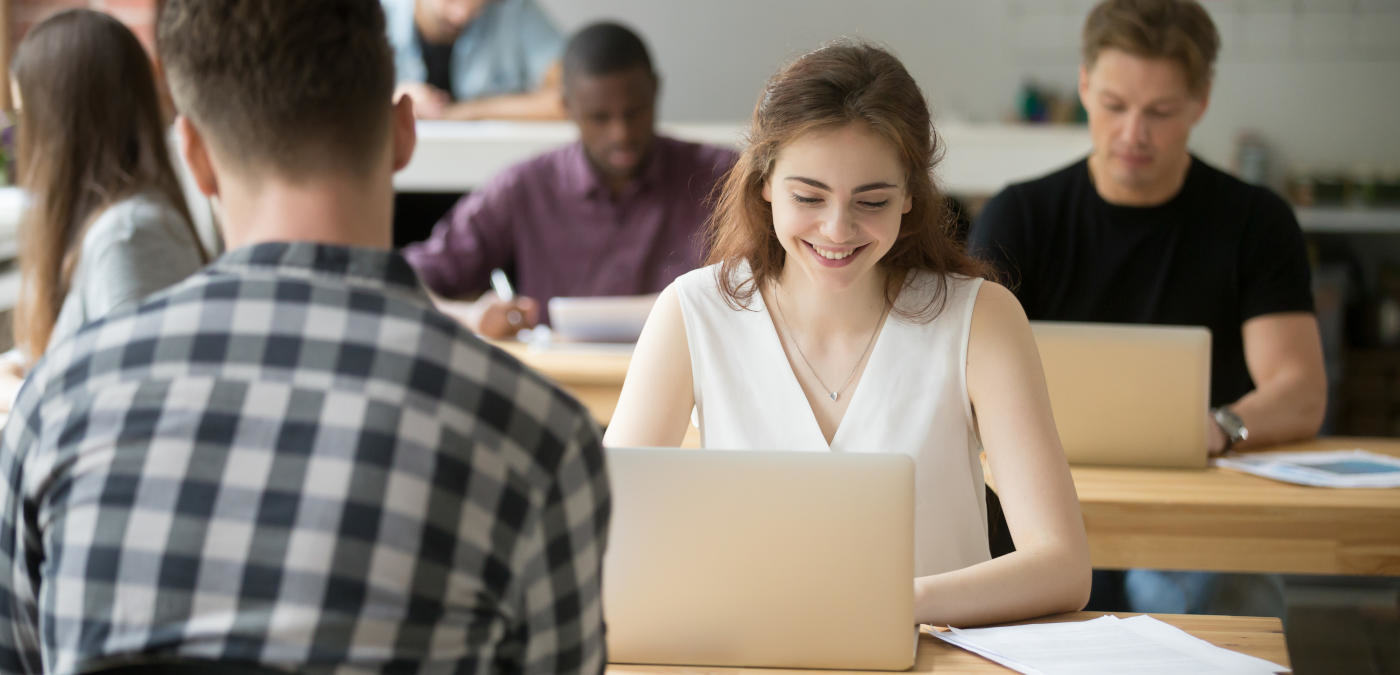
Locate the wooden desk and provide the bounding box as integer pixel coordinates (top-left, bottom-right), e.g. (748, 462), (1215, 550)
(605, 612), (1288, 673)
(1071, 437), (1400, 576)
(492, 342), (1400, 575)
(488, 341), (630, 425)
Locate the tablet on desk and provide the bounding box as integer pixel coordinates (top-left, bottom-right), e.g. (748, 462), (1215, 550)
(547, 294), (656, 343)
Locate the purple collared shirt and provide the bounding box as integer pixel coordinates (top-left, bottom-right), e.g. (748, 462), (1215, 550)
(403, 135), (738, 323)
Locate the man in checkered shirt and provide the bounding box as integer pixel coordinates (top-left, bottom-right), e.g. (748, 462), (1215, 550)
(0, 1), (610, 673)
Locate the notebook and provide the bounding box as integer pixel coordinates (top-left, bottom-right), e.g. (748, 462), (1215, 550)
(1031, 321), (1212, 469)
(547, 294), (656, 343)
(603, 447), (917, 670)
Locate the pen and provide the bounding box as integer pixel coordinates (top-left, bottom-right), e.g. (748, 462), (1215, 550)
(490, 268), (515, 302)
(490, 268), (524, 328)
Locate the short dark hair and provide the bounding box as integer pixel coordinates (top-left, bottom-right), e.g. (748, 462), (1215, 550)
(562, 21), (654, 89)
(1082, 0), (1220, 95)
(157, 0), (396, 177)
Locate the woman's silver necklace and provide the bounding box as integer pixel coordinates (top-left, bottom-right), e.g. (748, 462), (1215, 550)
(771, 288), (889, 403)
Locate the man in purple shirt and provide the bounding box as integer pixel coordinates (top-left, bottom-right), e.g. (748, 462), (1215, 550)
(404, 21), (737, 338)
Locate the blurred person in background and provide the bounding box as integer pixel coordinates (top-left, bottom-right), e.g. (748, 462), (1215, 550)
(405, 21), (737, 337)
(968, 0), (1325, 618)
(0, 9), (208, 411)
(384, 0), (566, 120)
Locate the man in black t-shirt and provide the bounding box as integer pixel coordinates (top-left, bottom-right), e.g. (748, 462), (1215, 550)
(970, 0), (1325, 456)
(969, 0), (1326, 617)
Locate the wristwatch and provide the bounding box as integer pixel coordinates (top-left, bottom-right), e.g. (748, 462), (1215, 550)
(1211, 407), (1249, 451)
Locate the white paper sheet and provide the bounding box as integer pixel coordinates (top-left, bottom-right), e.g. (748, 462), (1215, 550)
(932, 615), (1289, 675)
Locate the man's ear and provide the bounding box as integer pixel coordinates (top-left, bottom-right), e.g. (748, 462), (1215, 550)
(391, 95), (417, 172)
(177, 116), (219, 198)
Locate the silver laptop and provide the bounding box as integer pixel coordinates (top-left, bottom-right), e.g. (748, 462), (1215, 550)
(1031, 321), (1212, 469)
(603, 447), (916, 670)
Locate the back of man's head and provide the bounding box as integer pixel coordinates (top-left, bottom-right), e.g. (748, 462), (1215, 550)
(562, 21), (655, 91)
(1082, 0), (1219, 95)
(158, 0), (396, 179)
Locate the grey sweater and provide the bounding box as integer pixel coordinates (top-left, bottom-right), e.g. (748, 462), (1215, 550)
(48, 193), (207, 351)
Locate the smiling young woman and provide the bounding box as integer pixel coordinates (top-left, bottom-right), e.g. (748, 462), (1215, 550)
(604, 40), (1092, 628)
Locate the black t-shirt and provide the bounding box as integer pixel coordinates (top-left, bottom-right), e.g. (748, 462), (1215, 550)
(968, 156), (1314, 407)
(416, 28), (455, 99)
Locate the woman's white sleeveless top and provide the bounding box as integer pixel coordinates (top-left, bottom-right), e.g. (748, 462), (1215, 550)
(673, 264), (990, 577)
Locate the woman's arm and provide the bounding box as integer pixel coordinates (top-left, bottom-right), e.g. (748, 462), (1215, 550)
(0, 352), (26, 414)
(914, 281), (1090, 626)
(602, 284), (696, 448)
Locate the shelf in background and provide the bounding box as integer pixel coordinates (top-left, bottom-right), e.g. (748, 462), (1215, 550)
(394, 120), (1092, 196)
(1297, 207), (1400, 234)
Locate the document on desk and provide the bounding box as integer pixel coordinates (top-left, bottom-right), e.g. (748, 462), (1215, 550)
(932, 615), (1289, 674)
(1214, 449), (1400, 488)
(516, 326), (635, 355)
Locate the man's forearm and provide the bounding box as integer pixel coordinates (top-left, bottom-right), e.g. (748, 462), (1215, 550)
(440, 90), (564, 121)
(1225, 370), (1327, 450)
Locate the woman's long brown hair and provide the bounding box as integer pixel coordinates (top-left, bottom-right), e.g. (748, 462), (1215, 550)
(11, 9), (201, 360)
(706, 41), (989, 321)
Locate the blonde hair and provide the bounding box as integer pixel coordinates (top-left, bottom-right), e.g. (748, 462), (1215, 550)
(1082, 0), (1220, 95)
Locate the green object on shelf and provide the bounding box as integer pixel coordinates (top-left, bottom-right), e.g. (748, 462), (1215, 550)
(1312, 175), (1347, 206)
(1376, 176), (1400, 206)
(1019, 82), (1048, 123)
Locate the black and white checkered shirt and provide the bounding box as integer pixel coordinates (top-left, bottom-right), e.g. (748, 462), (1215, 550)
(0, 243), (610, 674)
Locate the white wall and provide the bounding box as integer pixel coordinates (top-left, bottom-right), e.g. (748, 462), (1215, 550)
(539, 0), (1400, 186)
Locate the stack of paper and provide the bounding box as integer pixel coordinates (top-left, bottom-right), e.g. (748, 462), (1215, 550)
(0, 186), (25, 260)
(932, 615), (1288, 674)
(1215, 449), (1400, 488)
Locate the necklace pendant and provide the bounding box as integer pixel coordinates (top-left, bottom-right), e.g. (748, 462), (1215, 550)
(829, 391), (839, 402)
